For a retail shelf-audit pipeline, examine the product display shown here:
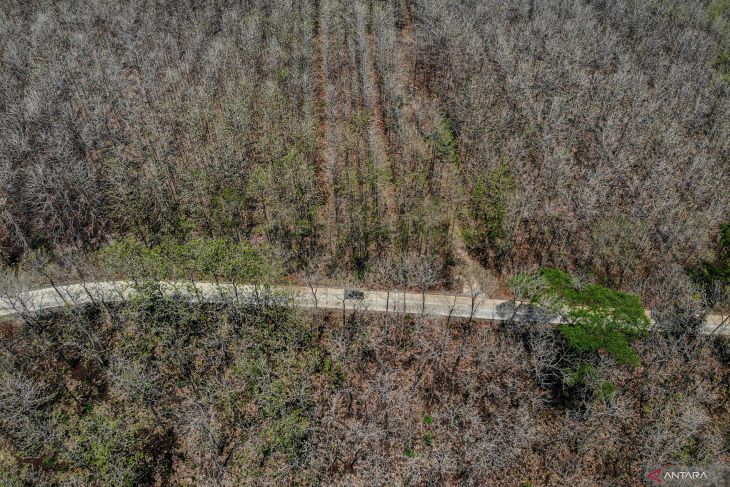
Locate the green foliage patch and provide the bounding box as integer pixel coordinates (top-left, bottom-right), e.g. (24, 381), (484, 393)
(434, 117), (459, 166)
(558, 323), (638, 365)
(99, 237), (279, 284)
(510, 268), (649, 398)
(248, 146), (321, 258)
(462, 163), (515, 265)
(67, 407), (149, 486)
(537, 267), (649, 340)
(691, 222), (730, 306)
(708, 0), (730, 83)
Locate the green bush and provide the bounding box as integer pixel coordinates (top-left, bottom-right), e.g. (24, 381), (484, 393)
(434, 117), (459, 165)
(463, 163), (515, 265)
(708, 1), (730, 83)
(248, 146), (321, 258)
(422, 432), (434, 447)
(558, 323), (638, 365)
(691, 222), (730, 306)
(595, 380), (617, 402)
(563, 362), (616, 403)
(563, 362), (596, 387)
(511, 268), (649, 365)
(65, 407), (149, 487)
(99, 237), (279, 284)
(537, 268), (649, 334)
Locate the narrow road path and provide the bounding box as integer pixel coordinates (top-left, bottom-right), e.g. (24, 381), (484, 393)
(1, 281), (726, 335)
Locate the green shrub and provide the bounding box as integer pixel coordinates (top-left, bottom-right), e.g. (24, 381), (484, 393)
(558, 323), (638, 365)
(248, 146), (320, 257)
(708, 1), (730, 83)
(538, 268), (648, 334)
(595, 380), (617, 402)
(65, 407), (149, 486)
(563, 363), (616, 402)
(691, 222), (730, 306)
(511, 268), (649, 365)
(0, 451), (25, 487)
(434, 116), (459, 165)
(563, 362), (596, 387)
(422, 432), (434, 447)
(99, 237), (278, 284)
(463, 163), (515, 265)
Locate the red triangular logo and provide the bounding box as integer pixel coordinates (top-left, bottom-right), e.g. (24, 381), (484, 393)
(647, 468), (662, 483)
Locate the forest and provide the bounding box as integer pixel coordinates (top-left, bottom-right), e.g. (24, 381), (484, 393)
(0, 0), (729, 485)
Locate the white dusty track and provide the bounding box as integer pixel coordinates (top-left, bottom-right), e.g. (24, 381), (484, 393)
(0, 281), (727, 335)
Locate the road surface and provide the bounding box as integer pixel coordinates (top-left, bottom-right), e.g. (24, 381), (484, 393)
(0, 281), (727, 335)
